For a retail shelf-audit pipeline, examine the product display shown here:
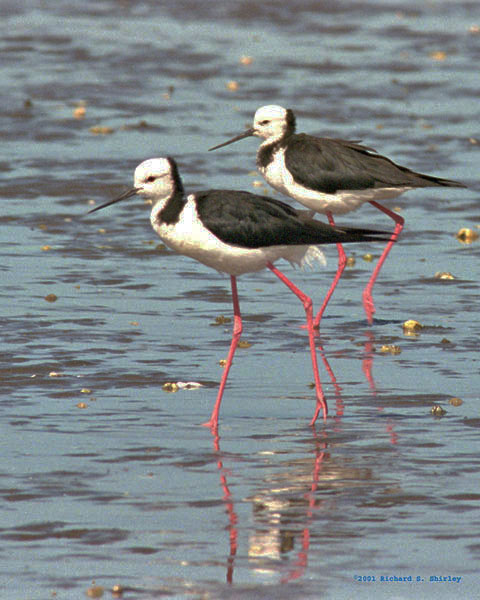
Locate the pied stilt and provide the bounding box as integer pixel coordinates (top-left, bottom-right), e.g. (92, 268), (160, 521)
(89, 157), (390, 429)
(209, 105), (466, 325)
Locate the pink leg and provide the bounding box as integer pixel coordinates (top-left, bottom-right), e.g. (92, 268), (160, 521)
(318, 343), (344, 418)
(362, 201), (404, 324)
(266, 262), (328, 424)
(313, 212), (346, 330)
(202, 275), (242, 431)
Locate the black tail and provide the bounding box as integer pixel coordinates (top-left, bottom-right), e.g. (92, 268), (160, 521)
(334, 226), (395, 243)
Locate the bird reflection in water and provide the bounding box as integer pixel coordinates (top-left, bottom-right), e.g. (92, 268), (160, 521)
(207, 337), (397, 587)
(210, 429), (238, 584)
(245, 429), (328, 583)
(208, 426), (330, 585)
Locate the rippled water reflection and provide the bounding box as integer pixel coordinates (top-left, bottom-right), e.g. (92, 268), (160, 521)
(1, 1), (479, 598)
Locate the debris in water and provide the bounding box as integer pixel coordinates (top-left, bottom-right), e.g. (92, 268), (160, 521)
(90, 125), (114, 135)
(176, 381), (203, 390)
(403, 319), (423, 334)
(434, 271), (455, 280)
(430, 50), (447, 61)
(162, 381), (203, 392)
(86, 584), (104, 598)
(211, 315), (232, 326)
(456, 227), (479, 243)
(112, 584), (124, 597)
(430, 404), (447, 417)
(379, 344), (402, 355)
(73, 105), (86, 119)
(345, 256), (356, 267)
(162, 382), (179, 393)
(449, 397), (463, 407)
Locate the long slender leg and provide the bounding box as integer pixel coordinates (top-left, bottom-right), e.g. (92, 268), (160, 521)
(317, 342), (344, 418)
(202, 275), (242, 431)
(313, 211), (346, 330)
(362, 200), (404, 324)
(266, 262), (327, 424)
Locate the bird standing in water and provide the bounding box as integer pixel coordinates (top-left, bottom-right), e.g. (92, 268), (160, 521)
(89, 156), (390, 429)
(209, 105), (466, 326)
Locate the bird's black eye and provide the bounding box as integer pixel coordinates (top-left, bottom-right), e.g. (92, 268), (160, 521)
(146, 175), (156, 182)
(259, 120), (270, 125)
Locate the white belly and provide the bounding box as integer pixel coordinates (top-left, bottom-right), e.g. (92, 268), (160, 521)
(260, 147), (409, 216)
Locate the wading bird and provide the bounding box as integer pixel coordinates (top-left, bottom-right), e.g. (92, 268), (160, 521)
(209, 105), (466, 325)
(89, 157), (390, 429)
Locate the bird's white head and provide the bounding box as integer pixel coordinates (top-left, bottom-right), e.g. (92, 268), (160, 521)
(208, 104), (296, 152)
(88, 157), (183, 215)
(252, 105), (295, 142)
(133, 157), (179, 204)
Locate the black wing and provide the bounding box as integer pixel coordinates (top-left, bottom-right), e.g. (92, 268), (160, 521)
(284, 134), (465, 193)
(195, 189), (390, 248)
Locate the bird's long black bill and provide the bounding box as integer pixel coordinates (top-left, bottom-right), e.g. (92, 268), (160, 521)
(87, 187), (139, 214)
(208, 128), (255, 151)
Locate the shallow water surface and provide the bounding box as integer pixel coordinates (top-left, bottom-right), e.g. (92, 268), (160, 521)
(1, 1), (479, 598)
